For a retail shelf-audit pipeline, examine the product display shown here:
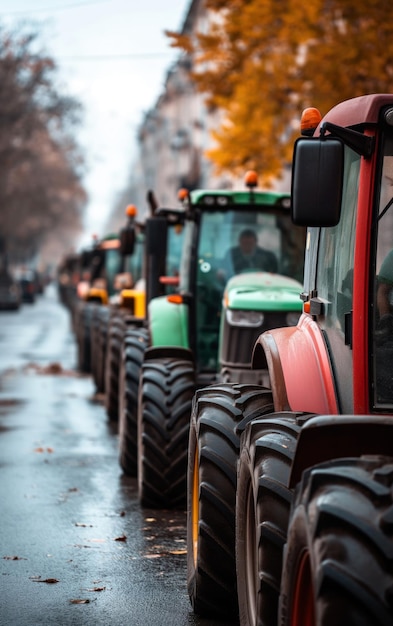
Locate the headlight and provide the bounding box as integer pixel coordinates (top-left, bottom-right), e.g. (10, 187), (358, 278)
(286, 312), (301, 326)
(226, 309), (264, 327)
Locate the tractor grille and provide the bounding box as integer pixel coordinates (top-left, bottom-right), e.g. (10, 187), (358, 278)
(220, 311), (298, 367)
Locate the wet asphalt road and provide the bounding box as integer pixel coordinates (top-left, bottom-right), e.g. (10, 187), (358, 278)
(0, 286), (231, 626)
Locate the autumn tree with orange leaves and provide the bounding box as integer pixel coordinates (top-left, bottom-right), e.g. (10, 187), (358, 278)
(167, 0), (393, 184)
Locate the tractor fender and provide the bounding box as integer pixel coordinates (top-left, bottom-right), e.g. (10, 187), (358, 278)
(148, 296), (189, 348)
(119, 288), (146, 318)
(252, 313), (338, 414)
(143, 345), (194, 363)
(86, 287), (108, 304)
(289, 414), (393, 487)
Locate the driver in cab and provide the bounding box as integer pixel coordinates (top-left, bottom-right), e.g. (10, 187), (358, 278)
(218, 228), (277, 282)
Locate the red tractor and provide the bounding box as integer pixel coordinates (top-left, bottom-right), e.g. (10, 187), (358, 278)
(188, 93), (393, 625)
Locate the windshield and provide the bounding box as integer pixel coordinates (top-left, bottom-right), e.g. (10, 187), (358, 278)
(199, 209), (304, 283)
(105, 249), (122, 296)
(124, 234), (144, 287)
(315, 148), (360, 332)
(180, 207), (305, 372)
(166, 223), (184, 277)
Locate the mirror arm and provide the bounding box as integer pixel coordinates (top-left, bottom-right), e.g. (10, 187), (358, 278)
(320, 121), (375, 158)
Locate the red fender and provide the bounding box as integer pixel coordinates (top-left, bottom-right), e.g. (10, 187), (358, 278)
(252, 314), (339, 414)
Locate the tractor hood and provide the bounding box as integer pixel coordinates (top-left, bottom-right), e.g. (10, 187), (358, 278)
(224, 272), (302, 311)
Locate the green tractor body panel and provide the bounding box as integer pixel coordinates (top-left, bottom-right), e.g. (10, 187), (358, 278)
(224, 272), (302, 312)
(148, 296), (189, 348)
(217, 265), (304, 381)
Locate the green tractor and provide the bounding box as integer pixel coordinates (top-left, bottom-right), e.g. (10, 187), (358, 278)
(136, 174), (306, 508)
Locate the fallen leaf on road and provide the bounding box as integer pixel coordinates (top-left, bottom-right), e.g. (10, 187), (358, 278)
(90, 393), (105, 404)
(70, 598), (90, 604)
(3, 555), (27, 560)
(0, 398), (22, 408)
(34, 446), (53, 454)
(42, 363), (63, 375)
(143, 554), (161, 559)
(24, 362), (79, 377)
(32, 578), (59, 584)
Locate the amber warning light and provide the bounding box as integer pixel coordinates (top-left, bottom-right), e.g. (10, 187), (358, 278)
(300, 107), (322, 136)
(167, 294), (183, 304)
(244, 170), (258, 188)
(178, 188), (189, 202)
(125, 204), (137, 217)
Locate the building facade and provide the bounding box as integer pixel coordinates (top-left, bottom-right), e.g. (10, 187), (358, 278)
(109, 0), (290, 228)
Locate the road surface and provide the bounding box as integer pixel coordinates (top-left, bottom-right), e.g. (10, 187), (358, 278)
(0, 285), (233, 626)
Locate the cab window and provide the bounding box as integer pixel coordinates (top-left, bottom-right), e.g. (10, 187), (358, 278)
(315, 147), (360, 331)
(373, 129), (393, 406)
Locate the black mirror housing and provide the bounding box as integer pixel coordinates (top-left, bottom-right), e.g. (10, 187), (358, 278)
(291, 137), (344, 227)
(120, 226), (135, 256)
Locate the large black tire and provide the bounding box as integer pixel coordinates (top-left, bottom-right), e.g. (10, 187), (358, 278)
(89, 304), (101, 387)
(90, 305), (109, 392)
(280, 456), (393, 626)
(138, 357), (195, 508)
(118, 327), (149, 476)
(236, 413), (310, 626)
(76, 302), (93, 373)
(70, 292), (80, 335)
(187, 383), (274, 620)
(105, 313), (127, 422)
(97, 306), (110, 393)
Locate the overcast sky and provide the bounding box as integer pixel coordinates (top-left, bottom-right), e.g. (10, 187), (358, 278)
(0, 0), (190, 244)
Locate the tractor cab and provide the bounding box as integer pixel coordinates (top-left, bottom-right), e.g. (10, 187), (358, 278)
(175, 180), (305, 375)
(291, 94), (393, 413)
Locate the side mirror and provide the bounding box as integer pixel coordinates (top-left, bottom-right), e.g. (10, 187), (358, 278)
(291, 137), (344, 227)
(119, 225), (135, 256)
